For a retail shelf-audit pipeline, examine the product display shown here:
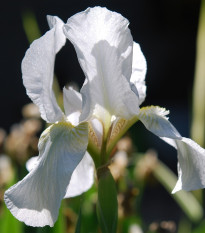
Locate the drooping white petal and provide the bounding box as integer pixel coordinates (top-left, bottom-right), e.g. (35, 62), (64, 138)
(4, 122), (88, 227)
(138, 106), (181, 139)
(26, 153), (94, 199)
(138, 106), (205, 193)
(130, 42), (147, 105)
(161, 137), (205, 193)
(64, 152), (94, 198)
(160, 137), (177, 148)
(176, 138), (205, 192)
(64, 7), (140, 124)
(22, 16), (66, 123)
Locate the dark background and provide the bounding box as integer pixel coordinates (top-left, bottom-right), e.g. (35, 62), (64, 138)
(0, 0), (201, 224)
(0, 0), (200, 131)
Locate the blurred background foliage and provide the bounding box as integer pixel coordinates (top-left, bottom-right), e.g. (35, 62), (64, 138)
(0, 0), (205, 232)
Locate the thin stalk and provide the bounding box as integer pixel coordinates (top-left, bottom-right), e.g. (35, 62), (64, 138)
(191, 0), (205, 204)
(22, 10), (41, 44)
(191, 0), (205, 147)
(153, 160), (203, 223)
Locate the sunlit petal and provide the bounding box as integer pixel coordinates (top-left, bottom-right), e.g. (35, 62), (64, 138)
(139, 106), (205, 193)
(22, 16), (66, 123)
(63, 87), (82, 126)
(161, 137), (205, 193)
(4, 122), (88, 227)
(160, 137), (177, 148)
(63, 87), (82, 116)
(138, 106), (181, 139)
(26, 152), (94, 199)
(130, 42), (147, 105)
(64, 7), (140, 124)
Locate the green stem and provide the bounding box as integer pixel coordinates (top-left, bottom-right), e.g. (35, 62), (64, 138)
(97, 167), (118, 233)
(100, 136), (108, 166)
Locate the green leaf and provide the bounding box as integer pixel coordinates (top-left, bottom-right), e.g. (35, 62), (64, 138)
(177, 217), (192, 233)
(75, 207), (82, 233)
(191, 0), (205, 147)
(0, 202), (23, 233)
(97, 167), (118, 233)
(192, 220), (205, 233)
(22, 10), (41, 44)
(0, 166), (23, 233)
(153, 160), (203, 222)
(51, 201), (66, 233)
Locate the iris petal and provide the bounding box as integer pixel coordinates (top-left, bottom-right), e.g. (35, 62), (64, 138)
(4, 122), (88, 227)
(63, 87), (82, 115)
(64, 152), (94, 198)
(64, 7), (140, 124)
(22, 16), (66, 123)
(138, 106), (181, 139)
(130, 42), (147, 105)
(26, 152), (94, 199)
(163, 138), (205, 194)
(138, 106), (205, 193)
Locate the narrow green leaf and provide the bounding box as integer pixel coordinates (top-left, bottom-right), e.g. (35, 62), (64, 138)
(153, 160), (203, 222)
(97, 167), (118, 233)
(190, 0), (205, 206)
(177, 217), (192, 233)
(191, 0), (205, 147)
(22, 10), (41, 44)
(75, 207), (82, 233)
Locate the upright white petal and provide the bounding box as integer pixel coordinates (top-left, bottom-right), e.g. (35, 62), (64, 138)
(130, 42), (147, 105)
(63, 87), (82, 126)
(63, 87), (82, 113)
(138, 106), (205, 193)
(4, 122), (88, 227)
(63, 87), (103, 147)
(64, 7), (140, 124)
(22, 16), (66, 123)
(47, 16), (66, 53)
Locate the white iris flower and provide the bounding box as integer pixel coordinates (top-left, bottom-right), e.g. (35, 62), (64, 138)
(4, 6), (205, 227)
